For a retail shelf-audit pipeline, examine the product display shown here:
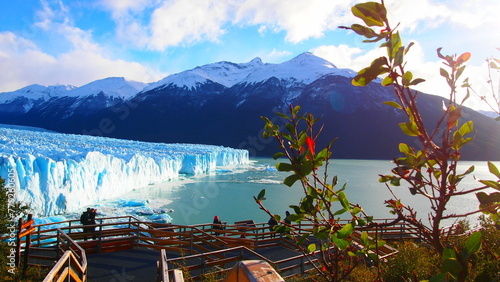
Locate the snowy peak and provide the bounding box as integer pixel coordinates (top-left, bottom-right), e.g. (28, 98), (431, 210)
(66, 77), (147, 99)
(286, 52), (337, 69)
(242, 52), (345, 85)
(144, 57), (266, 91)
(144, 52), (347, 91)
(0, 84), (76, 103)
(0, 77), (147, 103)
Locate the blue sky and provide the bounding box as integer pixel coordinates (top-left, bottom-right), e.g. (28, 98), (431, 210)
(1, 0), (499, 110)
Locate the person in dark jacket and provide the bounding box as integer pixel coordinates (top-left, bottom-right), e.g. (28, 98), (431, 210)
(212, 215), (223, 236)
(80, 208), (91, 241)
(88, 208), (97, 239)
(268, 216), (278, 238)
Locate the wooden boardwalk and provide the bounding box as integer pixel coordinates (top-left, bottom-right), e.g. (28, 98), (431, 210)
(9, 216), (414, 281)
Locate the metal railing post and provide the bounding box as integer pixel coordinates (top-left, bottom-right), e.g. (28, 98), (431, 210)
(201, 256), (206, 275)
(56, 229), (61, 260)
(190, 230), (194, 253)
(300, 256), (305, 274)
(37, 226), (41, 247)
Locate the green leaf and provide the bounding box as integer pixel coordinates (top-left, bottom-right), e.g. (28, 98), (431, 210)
(275, 112), (289, 120)
(488, 161), (500, 179)
(307, 243), (316, 253)
(350, 24), (378, 38)
(390, 177), (401, 186)
(352, 207), (362, 215)
(476, 191), (500, 204)
(383, 101), (402, 109)
(463, 231), (482, 259)
(360, 231), (369, 246)
(404, 42), (415, 55)
(274, 225), (290, 233)
(273, 214), (281, 222)
(273, 152), (284, 160)
(379, 175), (392, 182)
(352, 57), (388, 86)
(337, 223), (354, 239)
(299, 161), (314, 176)
(399, 122), (421, 136)
(333, 208), (347, 216)
(332, 233), (350, 250)
(287, 213), (304, 223)
(442, 247), (457, 260)
(257, 189), (266, 201)
(291, 105), (301, 116)
(368, 253), (379, 264)
(381, 75), (394, 86)
(456, 65), (466, 80)
(393, 46), (405, 66)
(313, 227), (330, 240)
(296, 234), (309, 245)
(315, 148), (329, 161)
(300, 195), (314, 213)
(462, 165), (475, 176)
(284, 174), (300, 187)
(402, 71), (413, 86)
(338, 191), (350, 211)
(276, 162), (294, 172)
(458, 121), (474, 136)
(351, 2), (387, 27)
(479, 180), (500, 191)
(440, 67), (450, 80)
(442, 258), (462, 279)
(409, 78), (425, 86)
(398, 143), (412, 154)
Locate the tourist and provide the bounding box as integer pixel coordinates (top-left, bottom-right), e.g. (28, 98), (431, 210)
(89, 208), (97, 240)
(213, 215), (223, 236)
(268, 216), (278, 238)
(79, 208), (91, 241)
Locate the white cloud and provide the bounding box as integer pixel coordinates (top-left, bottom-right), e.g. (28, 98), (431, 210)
(266, 49), (292, 60)
(234, 0), (357, 43)
(99, 0), (154, 13)
(311, 44), (386, 72)
(0, 31), (162, 92)
(0, 1), (165, 93)
(382, 0), (450, 32)
(148, 0), (230, 50)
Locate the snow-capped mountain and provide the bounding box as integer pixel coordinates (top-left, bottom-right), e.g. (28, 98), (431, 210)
(0, 52), (498, 160)
(0, 84), (76, 104)
(144, 57), (266, 91)
(66, 77), (147, 99)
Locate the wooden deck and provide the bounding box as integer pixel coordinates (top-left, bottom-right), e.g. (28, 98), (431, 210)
(7, 216), (416, 281)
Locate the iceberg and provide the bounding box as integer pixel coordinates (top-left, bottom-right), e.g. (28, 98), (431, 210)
(0, 125), (249, 216)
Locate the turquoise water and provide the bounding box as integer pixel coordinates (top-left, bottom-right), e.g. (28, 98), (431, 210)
(114, 158), (498, 228)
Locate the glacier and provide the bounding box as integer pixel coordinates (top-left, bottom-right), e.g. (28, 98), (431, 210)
(0, 125), (249, 216)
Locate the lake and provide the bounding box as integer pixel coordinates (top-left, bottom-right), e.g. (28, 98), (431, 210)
(108, 158), (497, 228)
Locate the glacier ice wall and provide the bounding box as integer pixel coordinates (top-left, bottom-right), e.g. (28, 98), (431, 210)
(0, 126), (249, 216)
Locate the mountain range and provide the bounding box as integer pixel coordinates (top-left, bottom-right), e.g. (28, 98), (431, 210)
(0, 52), (498, 160)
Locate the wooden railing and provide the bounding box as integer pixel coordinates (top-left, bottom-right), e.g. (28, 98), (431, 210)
(16, 216), (421, 281)
(42, 229), (87, 282)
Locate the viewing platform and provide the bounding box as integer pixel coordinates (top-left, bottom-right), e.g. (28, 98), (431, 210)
(8, 216), (416, 281)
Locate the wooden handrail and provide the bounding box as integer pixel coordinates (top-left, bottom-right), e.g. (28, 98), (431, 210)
(157, 249), (169, 282)
(24, 216), (421, 281)
(42, 251), (86, 282)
